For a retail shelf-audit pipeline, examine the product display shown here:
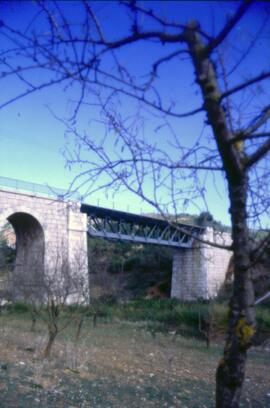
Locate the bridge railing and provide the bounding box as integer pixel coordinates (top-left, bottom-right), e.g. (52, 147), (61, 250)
(0, 176), (79, 200)
(0, 176), (159, 215)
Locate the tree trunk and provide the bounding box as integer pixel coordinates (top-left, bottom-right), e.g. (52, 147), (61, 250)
(30, 312), (37, 332)
(216, 178), (256, 407)
(43, 324), (58, 359)
(183, 23), (256, 407)
(93, 312), (97, 328)
(75, 315), (84, 343)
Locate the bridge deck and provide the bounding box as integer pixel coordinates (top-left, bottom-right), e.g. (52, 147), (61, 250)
(81, 204), (204, 248)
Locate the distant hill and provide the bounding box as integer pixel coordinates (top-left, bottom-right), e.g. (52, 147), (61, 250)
(142, 211), (231, 232)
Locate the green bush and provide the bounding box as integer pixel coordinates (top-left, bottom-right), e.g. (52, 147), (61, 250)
(5, 298), (269, 341)
(106, 299), (267, 336)
(7, 301), (29, 314)
(257, 306), (270, 329)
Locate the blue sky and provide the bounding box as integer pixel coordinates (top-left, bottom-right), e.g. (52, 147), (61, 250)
(0, 1), (269, 224)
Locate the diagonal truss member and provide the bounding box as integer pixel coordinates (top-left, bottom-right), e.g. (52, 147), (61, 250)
(81, 204), (204, 248)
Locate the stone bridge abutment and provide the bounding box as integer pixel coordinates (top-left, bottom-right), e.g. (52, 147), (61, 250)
(0, 189), (88, 302)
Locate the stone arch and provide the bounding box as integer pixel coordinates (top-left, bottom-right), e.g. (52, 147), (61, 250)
(7, 212), (45, 300)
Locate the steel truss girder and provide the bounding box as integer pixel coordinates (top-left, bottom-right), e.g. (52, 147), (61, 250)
(81, 204), (203, 248)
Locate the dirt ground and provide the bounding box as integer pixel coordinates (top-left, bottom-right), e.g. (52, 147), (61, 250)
(0, 315), (269, 407)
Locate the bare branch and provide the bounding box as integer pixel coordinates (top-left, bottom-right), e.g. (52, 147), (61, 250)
(151, 50), (188, 78)
(83, 0), (105, 42)
(226, 11), (269, 77)
(230, 132), (270, 144)
(242, 105), (270, 136)
(83, 30), (187, 49)
(245, 138), (270, 168)
(0, 75), (69, 110)
(206, 0), (254, 55)
(255, 291), (270, 305)
(221, 71), (270, 100)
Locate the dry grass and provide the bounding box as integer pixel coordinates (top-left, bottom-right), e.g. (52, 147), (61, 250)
(0, 314), (269, 407)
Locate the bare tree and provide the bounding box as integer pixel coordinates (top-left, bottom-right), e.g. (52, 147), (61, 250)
(15, 244), (89, 358)
(1, 1), (270, 406)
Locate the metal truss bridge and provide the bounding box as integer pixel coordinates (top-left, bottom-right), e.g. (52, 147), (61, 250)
(81, 204), (204, 248)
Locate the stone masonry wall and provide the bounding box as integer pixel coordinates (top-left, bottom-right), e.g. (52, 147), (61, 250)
(171, 227), (232, 300)
(201, 228), (232, 298)
(0, 188), (89, 302)
(171, 245), (207, 300)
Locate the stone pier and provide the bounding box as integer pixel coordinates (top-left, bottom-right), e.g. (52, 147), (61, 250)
(171, 228), (232, 300)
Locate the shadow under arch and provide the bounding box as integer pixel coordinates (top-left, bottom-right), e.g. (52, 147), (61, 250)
(7, 212), (45, 301)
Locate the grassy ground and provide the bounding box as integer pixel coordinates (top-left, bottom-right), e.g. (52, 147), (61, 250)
(0, 311), (269, 407)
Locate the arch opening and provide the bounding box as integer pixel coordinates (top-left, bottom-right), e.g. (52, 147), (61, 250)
(7, 212), (45, 301)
